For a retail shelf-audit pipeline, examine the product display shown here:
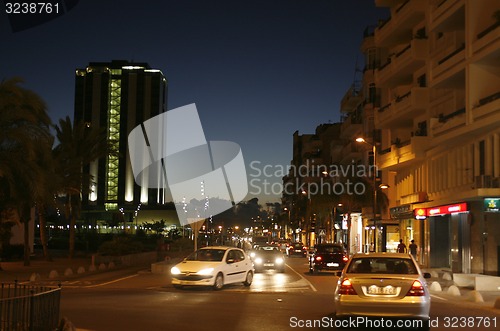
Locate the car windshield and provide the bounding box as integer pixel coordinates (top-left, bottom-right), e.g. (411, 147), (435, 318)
(316, 245), (343, 253)
(347, 257), (418, 274)
(186, 249), (226, 262)
(259, 246), (279, 251)
(292, 244), (303, 249)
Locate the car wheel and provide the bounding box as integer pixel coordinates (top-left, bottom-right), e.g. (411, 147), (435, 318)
(213, 273), (224, 290)
(243, 271), (253, 286)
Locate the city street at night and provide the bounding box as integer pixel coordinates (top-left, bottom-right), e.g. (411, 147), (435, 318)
(2, 1), (500, 330)
(57, 257), (500, 331)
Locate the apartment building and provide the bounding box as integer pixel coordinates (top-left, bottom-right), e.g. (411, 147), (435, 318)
(367, 0), (500, 274)
(282, 124), (342, 246)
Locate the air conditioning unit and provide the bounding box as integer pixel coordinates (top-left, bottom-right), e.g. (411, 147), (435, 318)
(475, 175), (492, 188)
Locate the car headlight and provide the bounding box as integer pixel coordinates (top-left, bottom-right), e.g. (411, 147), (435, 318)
(171, 266), (181, 275)
(254, 257), (263, 264)
(250, 252), (256, 258)
(275, 257), (284, 264)
(197, 268), (214, 275)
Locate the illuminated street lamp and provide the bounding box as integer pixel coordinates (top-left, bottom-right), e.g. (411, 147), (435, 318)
(356, 137), (379, 251)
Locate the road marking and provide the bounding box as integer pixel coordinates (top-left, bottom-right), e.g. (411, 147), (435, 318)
(81, 274), (139, 288)
(430, 294), (448, 301)
(286, 264), (317, 292)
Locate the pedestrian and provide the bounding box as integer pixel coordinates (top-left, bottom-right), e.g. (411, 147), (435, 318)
(409, 239), (417, 259)
(397, 239), (407, 253)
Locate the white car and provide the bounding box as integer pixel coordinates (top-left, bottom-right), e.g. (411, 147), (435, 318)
(334, 253), (431, 330)
(170, 246), (254, 290)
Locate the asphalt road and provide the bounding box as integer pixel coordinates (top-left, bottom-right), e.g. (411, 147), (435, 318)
(59, 256), (500, 331)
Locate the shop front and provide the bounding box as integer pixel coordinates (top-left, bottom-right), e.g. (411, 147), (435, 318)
(389, 205), (422, 259)
(414, 202), (470, 273)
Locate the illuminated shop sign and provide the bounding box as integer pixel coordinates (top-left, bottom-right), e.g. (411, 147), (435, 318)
(428, 203), (468, 216)
(414, 208), (426, 220)
(413, 202), (468, 219)
(484, 198), (500, 212)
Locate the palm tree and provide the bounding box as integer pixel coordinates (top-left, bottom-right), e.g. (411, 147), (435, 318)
(52, 116), (111, 258)
(0, 78), (52, 266)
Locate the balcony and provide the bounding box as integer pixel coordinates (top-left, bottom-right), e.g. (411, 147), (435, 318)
(341, 86), (363, 113)
(375, 39), (427, 87)
(378, 136), (431, 171)
(340, 142), (362, 165)
(340, 113), (363, 139)
(376, 87), (429, 128)
(375, 0), (426, 46)
(430, 0), (465, 33)
(431, 44), (465, 84)
(430, 107), (466, 137)
(473, 21), (500, 56)
(473, 90), (500, 121)
(393, 39), (428, 73)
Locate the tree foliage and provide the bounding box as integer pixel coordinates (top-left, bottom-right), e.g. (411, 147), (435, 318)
(0, 78), (52, 265)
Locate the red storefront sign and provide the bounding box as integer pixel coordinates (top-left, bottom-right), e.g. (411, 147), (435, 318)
(414, 203), (468, 219)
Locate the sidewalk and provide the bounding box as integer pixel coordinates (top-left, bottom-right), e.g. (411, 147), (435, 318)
(1, 249), (190, 284)
(1, 255), (95, 284)
(422, 268), (500, 311)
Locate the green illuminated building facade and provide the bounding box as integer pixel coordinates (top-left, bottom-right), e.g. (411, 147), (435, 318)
(74, 60), (168, 220)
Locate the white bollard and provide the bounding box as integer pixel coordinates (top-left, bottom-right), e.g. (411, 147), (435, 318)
(447, 285), (461, 296)
(49, 270), (59, 279)
(430, 281), (442, 292)
(64, 268), (73, 276)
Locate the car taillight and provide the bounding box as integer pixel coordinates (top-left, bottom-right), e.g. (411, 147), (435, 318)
(406, 280), (425, 296)
(342, 255), (349, 262)
(338, 279), (357, 295)
(315, 256), (322, 261)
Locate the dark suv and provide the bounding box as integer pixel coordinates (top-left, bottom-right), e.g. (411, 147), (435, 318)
(309, 243), (348, 274)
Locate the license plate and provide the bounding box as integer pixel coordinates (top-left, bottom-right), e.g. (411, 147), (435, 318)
(367, 285), (396, 295)
(264, 263), (274, 267)
(327, 263), (339, 267)
(295, 250), (302, 252)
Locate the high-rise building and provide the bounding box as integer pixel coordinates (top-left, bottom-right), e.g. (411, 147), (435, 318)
(74, 60), (168, 222)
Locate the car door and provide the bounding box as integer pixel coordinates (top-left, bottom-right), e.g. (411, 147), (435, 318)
(224, 249), (246, 284)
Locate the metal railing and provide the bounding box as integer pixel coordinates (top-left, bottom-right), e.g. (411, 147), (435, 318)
(0, 281), (61, 331)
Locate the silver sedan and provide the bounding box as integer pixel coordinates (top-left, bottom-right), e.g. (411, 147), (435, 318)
(334, 253), (431, 330)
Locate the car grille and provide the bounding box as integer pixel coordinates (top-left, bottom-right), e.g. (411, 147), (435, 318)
(174, 273), (212, 281)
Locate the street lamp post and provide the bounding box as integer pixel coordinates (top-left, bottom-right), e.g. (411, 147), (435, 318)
(356, 137), (378, 252)
(284, 207), (291, 240)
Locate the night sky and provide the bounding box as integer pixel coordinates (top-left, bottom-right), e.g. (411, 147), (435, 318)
(1, 0), (388, 204)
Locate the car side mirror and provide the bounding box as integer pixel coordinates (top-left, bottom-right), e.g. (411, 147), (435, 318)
(423, 272), (431, 279)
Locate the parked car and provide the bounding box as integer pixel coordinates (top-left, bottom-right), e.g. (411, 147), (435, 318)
(287, 242), (307, 257)
(309, 243), (348, 274)
(253, 245), (285, 273)
(334, 253), (431, 330)
(170, 246), (254, 290)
